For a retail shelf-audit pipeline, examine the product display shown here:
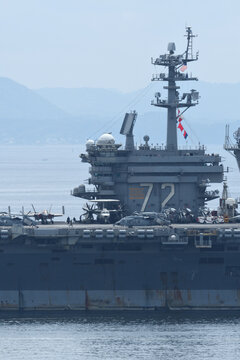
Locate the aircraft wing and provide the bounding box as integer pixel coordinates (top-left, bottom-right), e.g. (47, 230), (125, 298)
(27, 212), (64, 217)
(229, 215), (240, 220)
(27, 213), (37, 217)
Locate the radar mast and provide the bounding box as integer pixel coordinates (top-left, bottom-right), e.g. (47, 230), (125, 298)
(151, 27), (199, 151)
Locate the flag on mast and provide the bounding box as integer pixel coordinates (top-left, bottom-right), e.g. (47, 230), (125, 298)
(177, 109), (183, 122)
(180, 65), (187, 72)
(178, 123), (184, 132)
(177, 109), (188, 140)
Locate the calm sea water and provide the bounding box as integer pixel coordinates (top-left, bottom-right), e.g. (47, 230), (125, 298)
(0, 312), (240, 359)
(0, 144), (239, 359)
(0, 144), (88, 220)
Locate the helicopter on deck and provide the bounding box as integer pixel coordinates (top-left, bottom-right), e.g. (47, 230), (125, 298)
(0, 207), (36, 226)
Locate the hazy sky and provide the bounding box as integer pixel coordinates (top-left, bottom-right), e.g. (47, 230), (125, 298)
(0, 0), (240, 91)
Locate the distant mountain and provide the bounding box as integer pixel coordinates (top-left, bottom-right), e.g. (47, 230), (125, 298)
(0, 77), (70, 120)
(36, 82), (240, 125)
(0, 76), (239, 145)
(35, 87), (141, 118)
(0, 77), (77, 144)
(34, 82), (240, 145)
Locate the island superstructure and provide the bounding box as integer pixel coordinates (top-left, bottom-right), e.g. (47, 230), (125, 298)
(72, 27), (223, 217)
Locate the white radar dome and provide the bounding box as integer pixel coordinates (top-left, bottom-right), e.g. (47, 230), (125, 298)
(97, 133), (115, 145)
(86, 139), (95, 150)
(226, 198), (236, 206)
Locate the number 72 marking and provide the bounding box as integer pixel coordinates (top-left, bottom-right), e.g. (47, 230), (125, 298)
(161, 183), (175, 208)
(140, 183), (175, 211)
(140, 183), (153, 212)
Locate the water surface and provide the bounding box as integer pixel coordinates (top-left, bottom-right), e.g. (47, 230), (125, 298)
(0, 312), (240, 360)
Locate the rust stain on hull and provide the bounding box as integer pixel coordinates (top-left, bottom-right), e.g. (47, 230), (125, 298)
(0, 290), (240, 311)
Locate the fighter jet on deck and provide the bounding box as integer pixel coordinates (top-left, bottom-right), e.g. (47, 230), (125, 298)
(28, 205), (65, 224)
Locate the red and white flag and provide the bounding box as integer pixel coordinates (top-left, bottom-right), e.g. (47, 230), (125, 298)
(177, 109), (188, 140)
(180, 65), (187, 72)
(177, 109), (183, 122)
(178, 122), (184, 132)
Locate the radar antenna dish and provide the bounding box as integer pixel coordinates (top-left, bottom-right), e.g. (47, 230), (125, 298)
(120, 111), (137, 136)
(120, 111), (137, 151)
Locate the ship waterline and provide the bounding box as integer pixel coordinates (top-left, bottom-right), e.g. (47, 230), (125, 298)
(0, 290), (240, 311)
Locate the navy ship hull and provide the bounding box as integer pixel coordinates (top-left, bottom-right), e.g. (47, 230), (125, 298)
(1, 224), (240, 311)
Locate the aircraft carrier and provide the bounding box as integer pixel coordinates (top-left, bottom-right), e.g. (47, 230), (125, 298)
(1, 27), (240, 311)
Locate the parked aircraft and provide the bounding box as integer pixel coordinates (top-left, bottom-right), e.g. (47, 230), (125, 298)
(81, 200), (124, 223)
(115, 212), (170, 227)
(28, 205), (65, 224)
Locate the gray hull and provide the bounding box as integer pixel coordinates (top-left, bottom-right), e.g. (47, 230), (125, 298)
(1, 223), (240, 311)
(1, 290), (240, 311)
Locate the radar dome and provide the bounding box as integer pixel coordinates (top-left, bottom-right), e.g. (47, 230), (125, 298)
(78, 184), (86, 193)
(86, 139), (94, 150)
(226, 198), (236, 206)
(97, 133), (115, 146)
